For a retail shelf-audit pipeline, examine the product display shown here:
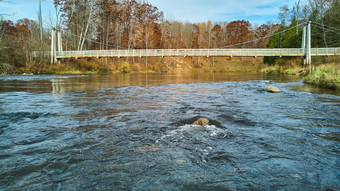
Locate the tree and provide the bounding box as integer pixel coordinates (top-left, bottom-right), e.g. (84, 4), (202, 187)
(278, 5), (290, 26)
(322, 0), (340, 47)
(226, 20), (253, 48)
(211, 24), (224, 48)
(160, 21), (172, 48)
(307, 0), (334, 47)
(192, 24), (200, 49)
(0, 19), (41, 73)
(265, 19), (302, 64)
(254, 24), (277, 48)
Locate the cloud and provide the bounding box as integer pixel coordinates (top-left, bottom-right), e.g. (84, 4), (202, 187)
(148, 0), (300, 24)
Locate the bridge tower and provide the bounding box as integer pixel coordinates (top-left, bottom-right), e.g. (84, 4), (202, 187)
(301, 23), (307, 65)
(301, 21), (312, 72)
(50, 28), (63, 64)
(306, 21), (312, 72)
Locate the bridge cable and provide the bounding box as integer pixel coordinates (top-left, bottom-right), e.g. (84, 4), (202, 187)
(222, 22), (305, 48)
(310, 24), (340, 47)
(312, 22), (340, 32)
(311, 23), (340, 35)
(57, 29), (127, 49)
(58, 22), (307, 50)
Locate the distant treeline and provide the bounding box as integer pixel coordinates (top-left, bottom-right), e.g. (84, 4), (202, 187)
(0, 0), (339, 73)
(265, 0), (340, 64)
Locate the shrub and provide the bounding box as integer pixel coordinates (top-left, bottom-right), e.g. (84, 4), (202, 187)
(0, 63), (13, 74)
(77, 59), (99, 71)
(131, 63), (141, 72)
(118, 62), (130, 73)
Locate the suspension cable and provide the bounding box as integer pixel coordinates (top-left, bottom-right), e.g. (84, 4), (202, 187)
(311, 23), (340, 35)
(312, 22), (340, 32)
(57, 29), (127, 49)
(222, 22), (305, 48)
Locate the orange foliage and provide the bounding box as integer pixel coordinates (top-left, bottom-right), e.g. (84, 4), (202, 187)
(226, 20), (252, 48)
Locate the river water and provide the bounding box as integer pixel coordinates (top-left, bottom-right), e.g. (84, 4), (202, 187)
(0, 72), (339, 190)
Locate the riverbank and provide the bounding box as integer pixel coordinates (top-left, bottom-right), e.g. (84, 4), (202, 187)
(304, 64), (340, 90)
(3, 57), (340, 91)
(4, 57), (267, 75)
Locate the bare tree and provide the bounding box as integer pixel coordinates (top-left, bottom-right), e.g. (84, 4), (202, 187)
(278, 5), (290, 26)
(308, 0), (333, 47)
(292, 0), (303, 34)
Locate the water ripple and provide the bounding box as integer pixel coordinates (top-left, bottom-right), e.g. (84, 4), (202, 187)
(0, 73), (339, 190)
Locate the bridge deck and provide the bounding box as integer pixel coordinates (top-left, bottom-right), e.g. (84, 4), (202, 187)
(34, 48), (340, 58)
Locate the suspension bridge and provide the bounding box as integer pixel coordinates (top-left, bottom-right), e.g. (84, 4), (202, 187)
(37, 21), (340, 67)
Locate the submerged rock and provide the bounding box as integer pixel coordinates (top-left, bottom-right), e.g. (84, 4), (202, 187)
(176, 158), (187, 166)
(192, 118), (210, 126)
(264, 86), (281, 93)
(137, 144), (159, 153)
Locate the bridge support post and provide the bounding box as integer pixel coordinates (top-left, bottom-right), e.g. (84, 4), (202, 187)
(53, 29), (57, 64)
(50, 28), (58, 64)
(51, 29), (54, 64)
(306, 21), (312, 72)
(301, 23), (307, 66)
(51, 28), (62, 64)
(51, 29), (57, 64)
(57, 30), (63, 64)
(57, 31), (63, 52)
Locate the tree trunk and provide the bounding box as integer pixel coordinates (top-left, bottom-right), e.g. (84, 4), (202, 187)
(79, 0), (96, 51)
(321, 19), (328, 48)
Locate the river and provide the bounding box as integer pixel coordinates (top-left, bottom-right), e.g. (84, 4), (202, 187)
(0, 72), (339, 190)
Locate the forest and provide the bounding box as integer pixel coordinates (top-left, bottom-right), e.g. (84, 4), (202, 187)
(0, 0), (339, 74)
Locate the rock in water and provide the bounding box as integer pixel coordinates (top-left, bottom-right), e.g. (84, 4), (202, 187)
(192, 118), (210, 126)
(264, 86), (281, 93)
(137, 144), (159, 153)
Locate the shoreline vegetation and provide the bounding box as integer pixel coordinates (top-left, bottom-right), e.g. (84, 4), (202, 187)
(304, 64), (340, 90)
(2, 57), (340, 91)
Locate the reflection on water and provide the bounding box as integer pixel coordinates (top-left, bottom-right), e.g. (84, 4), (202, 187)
(51, 79), (66, 95)
(1, 72), (301, 94)
(0, 72), (339, 190)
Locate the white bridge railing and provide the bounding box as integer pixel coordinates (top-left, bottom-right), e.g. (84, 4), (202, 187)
(33, 48), (340, 58)
(311, 48), (340, 56)
(57, 48), (306, 58)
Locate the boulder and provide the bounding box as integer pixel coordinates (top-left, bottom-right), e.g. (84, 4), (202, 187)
(264, 86), (281, 93)
(192, 118), (210, 126)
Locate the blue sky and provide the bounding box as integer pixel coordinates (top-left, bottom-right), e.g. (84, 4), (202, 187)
(0, 0), (302, 25)
(0, 0), (56, 26)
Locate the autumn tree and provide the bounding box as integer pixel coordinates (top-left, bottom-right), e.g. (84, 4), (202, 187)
(55, 0), (101, 50)
(198, 22), (209, 48)
(96, 0), (120, 50)
(226, 20), (253, 48)
(160, 21), (172, 48)
(147, 22), (162, 48)
(192, 24), (200, 48)
(211, 24), (224, 48)
(0, 19), (41, 73)
(254, 24), (279, 48)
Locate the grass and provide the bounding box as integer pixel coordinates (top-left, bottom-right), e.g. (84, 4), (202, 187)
(55, 70), (99, 75)
(260, 66), (280, 74)
(260, 65), (305, 75)
(304, 64), (340, 90)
